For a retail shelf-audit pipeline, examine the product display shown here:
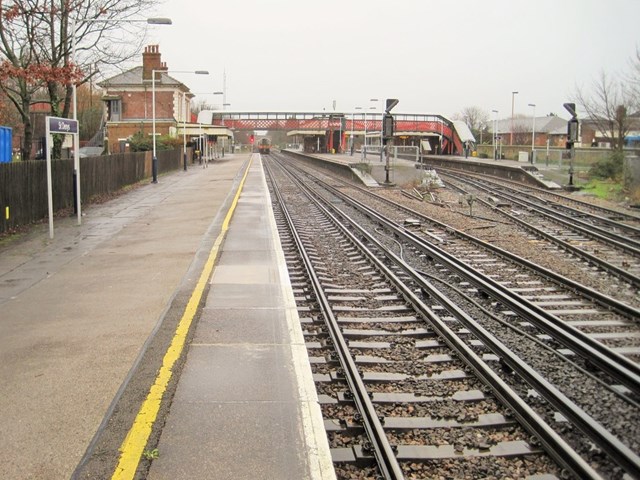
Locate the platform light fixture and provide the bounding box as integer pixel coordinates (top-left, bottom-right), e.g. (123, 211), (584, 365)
(152, 69), (209, 183)
(528, 103), (536, 163)
(492, 109), (499, 160)
(351, 107), (363, 156)
(510, 91), (518, 145)
(370, 98), (383, 158)
(179, 91), (220, 171)
(69, 15), (172, 222)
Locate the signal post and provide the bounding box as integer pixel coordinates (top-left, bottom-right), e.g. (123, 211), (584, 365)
(383, 99), (399, 185)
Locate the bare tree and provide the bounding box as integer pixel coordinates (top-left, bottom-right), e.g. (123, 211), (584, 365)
(452, 106), (489, 142)
(0, 0), (157, 158)
(575, 70), (633, 151)
(191, 99), (218, 116)
(628, 47), (640, 112)
(512, 122), (530, 146)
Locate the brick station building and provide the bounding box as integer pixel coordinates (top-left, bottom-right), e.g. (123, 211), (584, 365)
(98, 45), (194, 154)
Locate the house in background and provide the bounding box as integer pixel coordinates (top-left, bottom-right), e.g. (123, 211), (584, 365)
(98, 45), (195, 154)
(491, 116), (569, 147)
(580, 112), (640, 149)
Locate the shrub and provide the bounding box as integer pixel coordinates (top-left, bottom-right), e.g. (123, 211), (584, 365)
(588, 150), (624, 180)
(128, 131), (153, 152)
(128, 131), (181, 152)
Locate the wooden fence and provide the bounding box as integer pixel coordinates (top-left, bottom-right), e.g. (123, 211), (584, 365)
(0, 149), (184, 234)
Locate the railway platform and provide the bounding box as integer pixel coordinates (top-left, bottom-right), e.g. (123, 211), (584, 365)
(285, 150), (563, 189)
(146, 155), (334, 479)
(0, 153), (333, 479)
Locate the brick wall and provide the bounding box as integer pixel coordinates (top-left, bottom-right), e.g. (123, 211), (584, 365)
(106, 120), (175, 153)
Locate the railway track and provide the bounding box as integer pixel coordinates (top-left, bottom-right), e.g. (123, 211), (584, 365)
(279, 153), (640, 364)
(435, 167), (640, 227)
(438, 170), (640, 288)
(264, 154), (640, 479)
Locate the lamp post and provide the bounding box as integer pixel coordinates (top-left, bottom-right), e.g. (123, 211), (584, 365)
(366, 106), (375, 159)
(370, 98), (383, 159)
(179, 91), (191, 171)
(492, 109), (498, 160)
(510, 91), (518, 145)
(70, 16), (171, 220)
(350, 108), (361, 156)
(528, 103), (536, 163)
(221, 103), (231, 155)
(152, 69), (208, 183)
(355, 106), (364, 158)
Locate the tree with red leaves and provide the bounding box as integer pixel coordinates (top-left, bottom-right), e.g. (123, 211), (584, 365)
(0, 0), (156, 159)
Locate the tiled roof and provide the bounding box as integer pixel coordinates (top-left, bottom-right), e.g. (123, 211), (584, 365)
(491, 116), (568, 134)
(98, 66), (187, 89)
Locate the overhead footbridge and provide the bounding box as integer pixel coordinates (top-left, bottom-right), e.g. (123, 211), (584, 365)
(197, 110), (466, 155)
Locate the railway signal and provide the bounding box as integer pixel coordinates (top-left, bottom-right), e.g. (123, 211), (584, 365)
(563, 103), (579, 187)
(383, 99), (399, 185)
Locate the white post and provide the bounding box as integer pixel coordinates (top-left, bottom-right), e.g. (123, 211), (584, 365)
(510, 91), (518, 145)
(350, 112), (355, 156)
(492, 110), (498, 160)
(152, 69), (158, 182)
(532, 112), (536, 161)
(182, 91), (187, 171)
(45, 120), (54, 239)
(529, 103), (536, 163)
(70, 16), (81, 225)
(363, 111), (367, 159)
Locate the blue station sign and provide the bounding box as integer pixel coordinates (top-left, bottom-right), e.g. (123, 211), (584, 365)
(48, 116), (78, 134)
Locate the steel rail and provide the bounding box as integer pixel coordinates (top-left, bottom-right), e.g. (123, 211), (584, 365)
(337, 174), (640, 321)
(411, 160), (640, 225)
(443, 177), (640, 288)
(438, 167), (640, 228)
(271, 157), (605, 479)
(310, 173), (640, 396)
(265, 160), (405, 480)
(450, 173), (640, 253)
(285, 169), (640, 478)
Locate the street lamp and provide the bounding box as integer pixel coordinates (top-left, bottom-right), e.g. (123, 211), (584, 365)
(179, 90), (217, 171)
(492, 109), (498, 160)
(351, 107), (362, 156)
(179, 91), (190, 171)
(528, 103), (536, 163)
(355, 106), (366, 158)
(152, 69), (209, 183)
(510, 91), (518, 145)
(70, 16), (171, 222)
(370, 98), (383, 159)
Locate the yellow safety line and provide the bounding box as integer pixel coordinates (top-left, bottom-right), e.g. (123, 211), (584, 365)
(112, 157), (254, 480)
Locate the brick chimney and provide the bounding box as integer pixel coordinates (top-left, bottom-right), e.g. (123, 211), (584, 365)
(142, 45), (167, 82)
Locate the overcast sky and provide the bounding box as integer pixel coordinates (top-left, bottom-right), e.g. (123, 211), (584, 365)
(140, 0), (639, 120)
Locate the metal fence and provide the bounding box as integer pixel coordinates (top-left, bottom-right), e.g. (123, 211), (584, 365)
(0, 149), (182, 234)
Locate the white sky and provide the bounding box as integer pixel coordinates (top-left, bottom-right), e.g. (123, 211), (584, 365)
(139, 0), (640, 119)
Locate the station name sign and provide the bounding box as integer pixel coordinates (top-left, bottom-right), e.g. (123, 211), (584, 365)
(48, 116), (78, 134)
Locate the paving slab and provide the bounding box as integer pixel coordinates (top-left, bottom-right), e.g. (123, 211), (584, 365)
(0, 156), (248, 479)
(148, 159), (335, 480)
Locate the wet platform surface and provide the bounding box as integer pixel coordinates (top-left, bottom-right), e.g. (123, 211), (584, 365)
(147, 156), (335, 479)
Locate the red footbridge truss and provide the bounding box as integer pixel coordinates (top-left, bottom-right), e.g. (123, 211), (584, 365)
(205, 111), (464, 155)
